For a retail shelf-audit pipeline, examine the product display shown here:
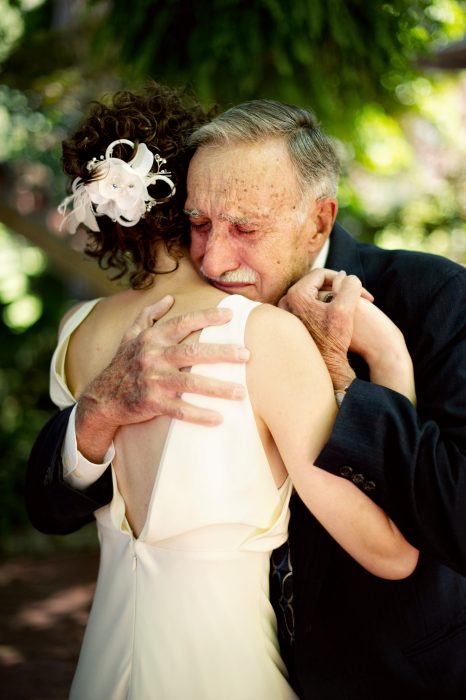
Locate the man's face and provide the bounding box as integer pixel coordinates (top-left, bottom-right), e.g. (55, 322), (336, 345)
(186, 138), (335, 304)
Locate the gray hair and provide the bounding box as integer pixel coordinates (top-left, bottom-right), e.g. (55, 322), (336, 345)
(188, 99), (340, 199)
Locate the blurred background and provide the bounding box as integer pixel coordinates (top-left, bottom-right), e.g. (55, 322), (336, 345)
(0, 0), (466, 696)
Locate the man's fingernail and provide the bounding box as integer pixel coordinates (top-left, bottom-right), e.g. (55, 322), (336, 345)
(207, 413), (223, 425)
(232, 385), (246, 399)
(237, 348), (250, 361)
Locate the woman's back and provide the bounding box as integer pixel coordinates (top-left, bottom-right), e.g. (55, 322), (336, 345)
(61, 256), (327, 533)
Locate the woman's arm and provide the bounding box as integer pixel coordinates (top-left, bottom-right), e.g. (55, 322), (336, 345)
(246, 303), (419, 580)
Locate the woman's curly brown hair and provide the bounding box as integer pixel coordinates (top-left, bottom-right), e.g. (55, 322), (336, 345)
(62, 83), (215, 289)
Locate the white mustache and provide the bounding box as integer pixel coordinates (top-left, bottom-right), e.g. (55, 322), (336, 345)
(200, 266), (257, 284)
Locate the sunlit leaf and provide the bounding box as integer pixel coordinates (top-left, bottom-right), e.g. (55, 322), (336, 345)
(3, 293), (43, 331)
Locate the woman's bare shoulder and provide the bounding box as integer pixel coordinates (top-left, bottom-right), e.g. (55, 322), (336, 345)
(247, 302), (315, 349)
(246, 300), (334, 401)
(68, 289), (137, 334)
(64, 289), (142, 396)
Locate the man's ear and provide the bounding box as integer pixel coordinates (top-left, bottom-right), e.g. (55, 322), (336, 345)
(308, 197), (338, 252)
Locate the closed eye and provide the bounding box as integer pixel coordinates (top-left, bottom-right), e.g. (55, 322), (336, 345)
(190, 220), (210, 232)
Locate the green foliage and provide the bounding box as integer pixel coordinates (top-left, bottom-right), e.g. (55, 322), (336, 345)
(0, 0), (24, 63)
(337, 72), (466, 263)
(0, 228), (71, 540)
(374, 193), (466, 260)
(86, 0), (465, 135)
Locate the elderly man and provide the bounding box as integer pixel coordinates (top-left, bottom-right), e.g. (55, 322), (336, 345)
(27, 99), (466, 698)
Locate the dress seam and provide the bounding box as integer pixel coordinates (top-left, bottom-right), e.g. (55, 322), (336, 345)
(127, 539), (138, 700)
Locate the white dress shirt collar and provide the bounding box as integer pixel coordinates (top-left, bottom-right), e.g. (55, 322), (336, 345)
(311, 237), (330, 270)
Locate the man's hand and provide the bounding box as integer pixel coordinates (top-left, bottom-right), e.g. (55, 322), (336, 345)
(279, 270), (366, 390)
(280, 269), (415, 403)
(76, 296), (250, 462)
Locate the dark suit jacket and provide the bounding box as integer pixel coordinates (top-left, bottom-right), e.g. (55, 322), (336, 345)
(25, 223), (466, 697)
(25, 406), (112, 534)
(287, 223), (466, 698)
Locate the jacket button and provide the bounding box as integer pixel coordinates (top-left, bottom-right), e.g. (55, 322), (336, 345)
(339, 466), (353, 478)
(364, 480), (376, 492)
(351, 473), (365, 486)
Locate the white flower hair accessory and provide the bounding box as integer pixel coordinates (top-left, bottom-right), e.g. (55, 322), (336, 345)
(58, 138), (176, 233)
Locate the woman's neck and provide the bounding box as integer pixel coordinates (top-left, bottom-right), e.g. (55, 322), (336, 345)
(140, 248), (225, 305)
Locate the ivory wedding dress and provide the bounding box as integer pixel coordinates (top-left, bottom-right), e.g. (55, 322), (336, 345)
(50, 294), (297, 700)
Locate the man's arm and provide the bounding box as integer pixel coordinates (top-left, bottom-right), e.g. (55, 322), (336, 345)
(70, 301), (249, 462)
(280, 266), (466, 575)
(26, 300), (249, 535)
(25, 406), (113, 534)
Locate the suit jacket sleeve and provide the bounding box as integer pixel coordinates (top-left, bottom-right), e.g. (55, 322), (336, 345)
(316, 264), (466, 575)
(25, 406), (113, 535)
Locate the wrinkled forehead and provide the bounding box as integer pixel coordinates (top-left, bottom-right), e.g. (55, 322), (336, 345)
(186, 138), (303, 214)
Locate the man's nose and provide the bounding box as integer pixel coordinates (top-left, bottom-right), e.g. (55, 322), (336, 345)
(201, 228), (239, 278)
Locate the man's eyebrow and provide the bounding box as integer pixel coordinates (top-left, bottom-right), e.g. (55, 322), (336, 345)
(220, 214), (255, 226)
(183, 208), (260, 226)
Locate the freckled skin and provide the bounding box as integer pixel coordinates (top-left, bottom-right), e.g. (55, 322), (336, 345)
(186, 138), (334, 304)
